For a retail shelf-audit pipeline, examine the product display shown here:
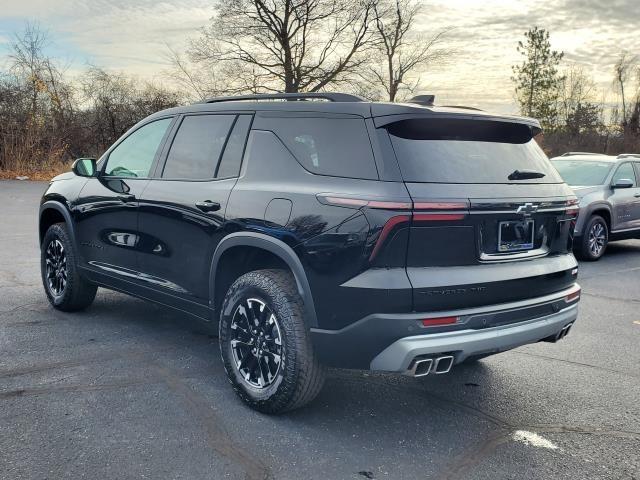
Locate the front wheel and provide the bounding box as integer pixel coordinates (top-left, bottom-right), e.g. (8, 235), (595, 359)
(578, 215), (608, 261)
(41, 223), (97, 311)
(219, 269), (325, 414)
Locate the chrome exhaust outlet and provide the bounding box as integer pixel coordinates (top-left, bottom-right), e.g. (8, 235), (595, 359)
(406, 358), (433, 377)
(433, 355), (454, 374)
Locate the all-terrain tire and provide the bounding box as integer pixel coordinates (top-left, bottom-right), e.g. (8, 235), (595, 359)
(41, 223), (97, 311)
(219, 269), (325, 414)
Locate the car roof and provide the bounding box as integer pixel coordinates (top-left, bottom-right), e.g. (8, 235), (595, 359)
(146, 94), (541, 130)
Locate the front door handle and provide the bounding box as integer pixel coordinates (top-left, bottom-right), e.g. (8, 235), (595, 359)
(195, 200), (221, 212)
(117, 194), (135, 202)
(634, 193), (640, 198)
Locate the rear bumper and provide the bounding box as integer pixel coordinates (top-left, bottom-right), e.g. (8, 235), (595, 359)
(370, 302), (578, 372)
(310, 284), (580, 370)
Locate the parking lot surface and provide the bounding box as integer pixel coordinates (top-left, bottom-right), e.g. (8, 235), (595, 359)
(1, 180), (639, 480)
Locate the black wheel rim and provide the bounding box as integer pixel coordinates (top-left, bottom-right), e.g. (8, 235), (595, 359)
(588, 222), (606, 256)
(230, 298), (283, 389)
(45, 239), (67, 296)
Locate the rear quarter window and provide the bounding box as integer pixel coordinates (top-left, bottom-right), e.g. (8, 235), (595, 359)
(267, 116), (378, 180)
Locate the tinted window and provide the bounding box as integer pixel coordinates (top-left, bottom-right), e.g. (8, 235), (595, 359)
(269, 117), (378, 179)
(162, 115), (235, 179)
(387, 118), (562, 184)
(551, 160), (613, 186)
(612, 162), (637, 186)
(104, 118), (172, 177)
(216, 115), (251, 178)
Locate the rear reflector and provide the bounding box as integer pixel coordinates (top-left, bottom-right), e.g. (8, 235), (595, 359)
(421, 316), (459, 326)
(565, 289), (581, 303)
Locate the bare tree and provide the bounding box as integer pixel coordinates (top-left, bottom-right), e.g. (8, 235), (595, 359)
(367, 0), (452, 102)
(613, 52), (637, 126)
(187, 0), (377, 94)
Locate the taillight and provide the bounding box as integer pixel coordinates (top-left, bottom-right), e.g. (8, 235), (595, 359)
(412, 200), (469, 222)
(565, 198), (580, 218)
(319, 195), (412, 210)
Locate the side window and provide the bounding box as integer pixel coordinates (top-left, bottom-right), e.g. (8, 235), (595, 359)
(612, 163), (637, 186)
(216, 115), (252, 178)
(104, 118), (172, 178)
(162, 114), (235, 180)
(269, 117), (378, 179)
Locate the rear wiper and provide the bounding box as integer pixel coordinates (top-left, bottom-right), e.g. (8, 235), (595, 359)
(508, 169), (546, 180)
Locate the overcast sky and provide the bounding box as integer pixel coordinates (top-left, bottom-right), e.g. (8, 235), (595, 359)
(1, 0), (638, 113)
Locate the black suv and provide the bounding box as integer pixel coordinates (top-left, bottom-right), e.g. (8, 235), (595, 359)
(39, 93), (581, 413)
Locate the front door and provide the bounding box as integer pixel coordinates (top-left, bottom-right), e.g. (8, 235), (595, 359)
(610, 162), (639, 231)
(75, 117), (174, 282)
(136, 113), (252, 310)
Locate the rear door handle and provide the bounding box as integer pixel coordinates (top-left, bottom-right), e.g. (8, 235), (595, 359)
(195, 200), (221, 212)
(117, 194), (136, 202)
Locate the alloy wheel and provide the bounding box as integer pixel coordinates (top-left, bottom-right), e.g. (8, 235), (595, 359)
(45, 239), (67, 296)
(230, 298), (283, 389)
(588, 222), (606, 257)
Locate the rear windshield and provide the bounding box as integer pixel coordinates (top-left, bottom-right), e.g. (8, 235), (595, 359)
(386, 118), (562, 184)
(551, 159), (613, 186)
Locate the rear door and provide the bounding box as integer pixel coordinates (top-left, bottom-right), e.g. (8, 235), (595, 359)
(136, 113), (252, 311)
(381, 117), (577, 311)
(609, 162), (639, 231)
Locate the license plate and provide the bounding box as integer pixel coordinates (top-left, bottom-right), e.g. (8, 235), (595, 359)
(498, 219), (534, 252)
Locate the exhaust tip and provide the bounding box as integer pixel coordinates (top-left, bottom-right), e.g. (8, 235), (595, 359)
(406, 358), (433, 377)
(434, 355), (454, 374)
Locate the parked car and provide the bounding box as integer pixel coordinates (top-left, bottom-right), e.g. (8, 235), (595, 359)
(39, 93), (581, 413)
(550, 152), (640, 260)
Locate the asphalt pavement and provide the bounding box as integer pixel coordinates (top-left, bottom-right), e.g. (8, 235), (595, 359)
(1, 180), (639, 480)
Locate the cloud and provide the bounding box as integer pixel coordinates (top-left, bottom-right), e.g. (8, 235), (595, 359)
(0, 0), (638, 110)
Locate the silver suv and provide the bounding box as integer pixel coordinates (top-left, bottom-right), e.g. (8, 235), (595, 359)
(551, 152), (640, 260)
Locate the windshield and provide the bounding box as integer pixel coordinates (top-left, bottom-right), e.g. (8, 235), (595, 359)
(550, 159), (613, 186)
(386, 118), (562, 184)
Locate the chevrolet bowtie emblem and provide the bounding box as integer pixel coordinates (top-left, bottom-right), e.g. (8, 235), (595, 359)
(516, 203), (539, 217)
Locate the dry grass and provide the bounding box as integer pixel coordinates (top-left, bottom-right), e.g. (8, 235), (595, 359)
(0, 162), (72, 181)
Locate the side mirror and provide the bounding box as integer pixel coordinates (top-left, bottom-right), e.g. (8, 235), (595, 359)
(612, 178), (634, 189)
(72, 158), (97, 177)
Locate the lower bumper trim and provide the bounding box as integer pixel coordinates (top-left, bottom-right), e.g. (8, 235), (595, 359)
(369, 304), (578, 372)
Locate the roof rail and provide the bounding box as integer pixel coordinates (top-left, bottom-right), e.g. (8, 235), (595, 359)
(617, 153), (640, 159)
(200, 92), (366, 104)
(560, 152), (601, 157)
(408, 95), (435, 106)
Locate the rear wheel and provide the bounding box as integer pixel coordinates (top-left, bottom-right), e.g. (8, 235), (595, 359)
(41, 223), (97, 311)
(578, 215), (608, 261)
(219, 269), (325, 413)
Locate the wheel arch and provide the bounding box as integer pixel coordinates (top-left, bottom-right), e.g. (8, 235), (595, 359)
(588, 204), (612, 231)
(210, 232), (318, 327)
(39, 201), (76, 247)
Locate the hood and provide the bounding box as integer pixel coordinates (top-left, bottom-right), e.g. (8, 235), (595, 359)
(570, 185), (602, 198)
(51, 171), (75, 182)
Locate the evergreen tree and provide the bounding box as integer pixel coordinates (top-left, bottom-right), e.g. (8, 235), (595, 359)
(512, 27), (564, 129)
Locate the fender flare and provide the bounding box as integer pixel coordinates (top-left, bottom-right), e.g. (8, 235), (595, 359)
(39, 200), (77, 247)
(209, 232), (318, 327)
(580, 202), (613, 232)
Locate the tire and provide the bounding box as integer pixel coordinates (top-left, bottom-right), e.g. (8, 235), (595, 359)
(219, 269), (325, 414)
(41, 223), (97, 311)
(577, 215), (608, 261)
